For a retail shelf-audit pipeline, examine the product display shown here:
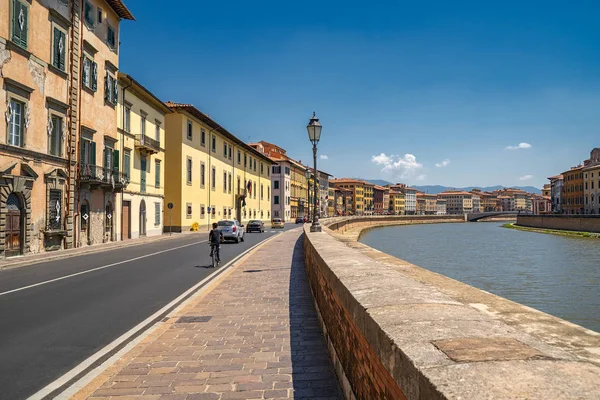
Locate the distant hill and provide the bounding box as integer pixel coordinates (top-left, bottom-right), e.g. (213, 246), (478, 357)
(359, 180), (541, 194)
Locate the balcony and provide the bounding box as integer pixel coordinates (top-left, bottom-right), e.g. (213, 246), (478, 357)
(134, 134), (161, 154)
(79, 163), (129, 191)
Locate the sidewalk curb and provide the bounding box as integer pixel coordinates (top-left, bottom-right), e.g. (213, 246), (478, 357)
(35, 231), (285, 400)
(0, 232), (203, 271)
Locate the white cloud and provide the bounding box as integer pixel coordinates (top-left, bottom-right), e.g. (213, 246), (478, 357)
(320, 154), (329, 160)
(519, 174), (534, 181)
(371, 153), (423, 179)
(435, 159), (450, 168)
(506, 142), (532, 150)
(416, 174), (427, 181)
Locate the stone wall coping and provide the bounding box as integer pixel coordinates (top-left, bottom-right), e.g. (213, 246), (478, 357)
(304, 221), (600, 399)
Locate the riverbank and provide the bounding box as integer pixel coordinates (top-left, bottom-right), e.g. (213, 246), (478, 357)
(504, 222), (600, 239)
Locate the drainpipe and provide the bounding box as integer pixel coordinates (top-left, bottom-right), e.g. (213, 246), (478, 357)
(120, 78), (132, 240)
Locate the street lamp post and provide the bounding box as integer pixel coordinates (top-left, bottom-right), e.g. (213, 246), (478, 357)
(305, 168), (311, 221)
(306, 112), (322, 232)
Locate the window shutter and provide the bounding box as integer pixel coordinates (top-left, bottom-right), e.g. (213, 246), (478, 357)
(90, 141), (96, 166)
(21, 2), (28, 48)
(12, 0), (19, 43)
(113, 149), (119, 172)
(91, 62), (98, 91)
(104, 74), (109, 101)
(53, 28), (60, 68)
(113, 78), (118, 103)
(58, 30), (66, 71)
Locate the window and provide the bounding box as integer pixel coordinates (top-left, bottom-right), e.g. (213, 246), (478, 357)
(272, 166), (281, 174)
(104, 72), (118, 105)
(237, 150), (241, 164)
(268, 187), (270, 200)
(249, 157), (252, 170)
(228, 173), (232, 193)
(223, 171), (227, 192)
(187, 120), (193, 140)
(186, 158), (192, 184)
(228, 146), (232, 160)
(155, 203), (161, 225)
(244, 154), (247, 168)
(274, 195), (280, 205)
(107, 25), (116, 49)
(200, 205), (205, 219)
(80, 139), (95, 165)
(124, 106), (131, 132)
(82, 56), (98, 91)
(124, 150), (131, 179)
(201, 129), (206, 146)
(224, 142), (228, 158)
(261, 184), (264, 200)
(285, 167), (290, 175)
(52, 27), (66, 71)
(254, 181), (257, 198)
(211, 167), (216, 190)
(267, 167), (270, 177)
(84, 1), (94, 26)
(140, 115), (146, 137)
(212, 135), (216, 152)
(155, 161), (161, 188)
(274, 181), (279, 189)
(97, 7), (103, 23)
(11, 0), (29, 48)
(155, 123), (160, 141)
(261, 163), (264, 175)
(200, 162), (205, 187)
(237, 176), (241, 194)
(186, 203), (192, 218)
(48, 189), (62, 230)
(49, 115), (63, 157)
(7, 99), (25, 147)
(254, 159), (257, 171)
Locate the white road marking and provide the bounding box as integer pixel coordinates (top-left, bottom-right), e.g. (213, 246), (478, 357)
(0, 240), (207, 297)
(29, 233), (282, 400)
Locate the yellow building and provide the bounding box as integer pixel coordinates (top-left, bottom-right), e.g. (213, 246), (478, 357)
(76, 0), (134, 247)
(330, 179), (366, 215)
(389, 191), (405, 215)
(288, 159), (308, 219)
(164, 102), (273, 232)
(363, 182), (374, 215)
(117, 73), (170, 239)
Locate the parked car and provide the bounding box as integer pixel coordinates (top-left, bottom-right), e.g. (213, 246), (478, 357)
(295, 216), (305, 224)
(271, 218), (285, 228)
(217, 219), (245, 243)
(246, 220), (265, 233)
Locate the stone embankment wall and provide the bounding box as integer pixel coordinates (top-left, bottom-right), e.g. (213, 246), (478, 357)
(303, 217), (600, 399)
(517, 215), (600, 233)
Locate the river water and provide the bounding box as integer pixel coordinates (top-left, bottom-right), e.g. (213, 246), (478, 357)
(360, 222), (600, 333)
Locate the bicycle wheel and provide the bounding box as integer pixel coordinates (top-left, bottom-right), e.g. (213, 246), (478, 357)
(212, 249), (217, 268)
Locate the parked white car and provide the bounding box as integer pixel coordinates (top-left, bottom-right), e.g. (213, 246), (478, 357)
(216, 219), (245, 243)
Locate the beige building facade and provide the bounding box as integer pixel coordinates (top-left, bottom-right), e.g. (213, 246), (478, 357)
(117, 73), (169, 239)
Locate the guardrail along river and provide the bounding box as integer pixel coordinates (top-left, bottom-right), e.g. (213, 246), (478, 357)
(360, 221), (600, 333)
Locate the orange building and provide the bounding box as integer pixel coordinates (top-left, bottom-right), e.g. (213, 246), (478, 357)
(562, 166), (584, 215)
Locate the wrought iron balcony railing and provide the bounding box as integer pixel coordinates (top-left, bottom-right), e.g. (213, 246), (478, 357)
(79, 163), (129, 190)
(134, 134), (161, 154)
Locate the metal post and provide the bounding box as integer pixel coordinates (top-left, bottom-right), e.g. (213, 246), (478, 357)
(310, 145), (321, 232)
(169, 208), (172, 235)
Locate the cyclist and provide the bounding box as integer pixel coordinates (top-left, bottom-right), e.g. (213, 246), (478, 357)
(209, 222), (224, 266)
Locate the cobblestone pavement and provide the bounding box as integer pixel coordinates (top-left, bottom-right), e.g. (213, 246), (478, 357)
(87, 229), (342, 400)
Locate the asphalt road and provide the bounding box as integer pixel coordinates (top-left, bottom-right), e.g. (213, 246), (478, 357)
(0, 225), (297, 399)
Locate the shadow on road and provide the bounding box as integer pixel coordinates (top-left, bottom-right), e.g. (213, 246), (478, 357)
(288, 235), (342, 399)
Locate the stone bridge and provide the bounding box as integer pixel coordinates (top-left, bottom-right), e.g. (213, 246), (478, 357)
(466, 211), (519, 221)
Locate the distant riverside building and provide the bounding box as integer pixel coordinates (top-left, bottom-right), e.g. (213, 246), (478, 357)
(388, 190), (405, 215)
(548, 175), (564, 213)
(498, 195), (514, 212)
(436, 198), (447, 215)
(532, 194), (552, 215)
(471, 194), (481, 213)
(363, 182), (375, 215)
(583, 148), (600, 215)
(307, 167), (332, 218)
(437, 190), (473, 214)
(471, 189), (499, 212)
(333, 187), (352, 216)
(373, 185), (387, 214)
(416, 192), (437, 215)
(562, 165), (584, 215)
(388, 184), (416, 214)
(331, 179), (367, 215)
(417, 197), (425, 215)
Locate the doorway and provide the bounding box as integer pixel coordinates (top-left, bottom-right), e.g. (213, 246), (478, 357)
(5, 193), (24, 257)
(122, 200), (131, 240)
(139, 200), (146, 237)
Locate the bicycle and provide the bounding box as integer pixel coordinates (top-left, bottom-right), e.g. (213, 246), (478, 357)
(210, 243), (220, 268)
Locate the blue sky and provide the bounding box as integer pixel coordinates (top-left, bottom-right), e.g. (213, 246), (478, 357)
(119, 0), (600, 188)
